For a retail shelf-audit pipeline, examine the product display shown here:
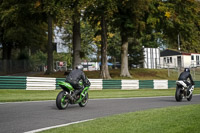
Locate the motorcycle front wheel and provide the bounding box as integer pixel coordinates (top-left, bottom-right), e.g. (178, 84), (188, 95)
(56, 91), (69, 110)
(79, 93), (89, 107)
(175, 88), (183, 102)
(187, 94), (192, 101)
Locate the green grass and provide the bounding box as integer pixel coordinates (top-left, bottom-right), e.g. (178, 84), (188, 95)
(31, 68), (200, 80)
(0, 89), (59, 102)
(31, 69), (178, 80)
(40, 104), (200, 133)
(0, 88), (200, 102)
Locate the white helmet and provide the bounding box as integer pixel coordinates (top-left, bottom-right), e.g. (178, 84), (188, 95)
(76, 65), (83, 71)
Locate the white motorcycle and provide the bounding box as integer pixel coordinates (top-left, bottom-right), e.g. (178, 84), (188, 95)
(175, 81), (194, 102)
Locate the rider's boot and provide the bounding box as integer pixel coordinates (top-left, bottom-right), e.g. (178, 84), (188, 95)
(187, 85), (193, 96)
(66, 94), (74, 102)
(187, 88), (191, 96)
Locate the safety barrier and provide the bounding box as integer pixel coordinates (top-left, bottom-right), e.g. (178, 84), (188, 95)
(139, 80), (153, 89)
(89, 79), (102, 90)
(121, 80), (139, 90)
(168, 80), (176, 88)
(26, 77), (56, 90)
(0, 76), (200, 90)
(0, 76), (26, 89)
(154, 80), (168, 89)
(103, 80), (121, 89)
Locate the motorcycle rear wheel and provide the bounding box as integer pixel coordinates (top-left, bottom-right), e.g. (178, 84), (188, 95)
(187, 94), (192, 101)
(79, 93), (89, 107)
(56, 91), (69, 110)
(175, 88), (183, 102)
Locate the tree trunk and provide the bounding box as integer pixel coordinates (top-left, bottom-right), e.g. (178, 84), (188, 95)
(2, 42), (8, 60)
(2, 42), (12, 74)
(2, 42), (12, 60)
(72, 15), (81, 69)
(97, 46), (100, 63)
(120, 33), (132, 77)
(46, 15), (53, 75)
(100, 15), (111, 79)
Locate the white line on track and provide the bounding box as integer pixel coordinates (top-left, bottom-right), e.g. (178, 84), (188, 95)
(2, 94), (200, 132)
(24, 119), (94, 133)
(23, 94), (200, 133)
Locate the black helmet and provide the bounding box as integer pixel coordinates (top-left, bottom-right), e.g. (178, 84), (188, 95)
(184, 68), (190, 72)
(76, 65), (83, 71)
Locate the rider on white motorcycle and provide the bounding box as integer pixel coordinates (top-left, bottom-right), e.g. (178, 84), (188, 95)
(178, 68), (195, 96)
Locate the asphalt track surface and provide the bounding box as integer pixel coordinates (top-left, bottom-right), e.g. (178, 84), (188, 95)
(0, 95), (200, 133)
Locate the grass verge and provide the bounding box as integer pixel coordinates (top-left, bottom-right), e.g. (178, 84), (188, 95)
(32, 69), (178, 80)
(0, 88), (199, 102)
(40, 104), (200, 133)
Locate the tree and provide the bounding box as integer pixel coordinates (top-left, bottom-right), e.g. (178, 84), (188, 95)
(34, 0), (66, 74)
(57, 0), (94, 69)
(100, 12), (111, 79)
(113, 0), (150, 77)
(128, 39), (144, 69)
(69, 0), (82, 69)
(0, 0), (47, 60)
(0, 1), (46, 55)
(156, 0), (200, 52)
(107, 31), (121, 66)
(139, 0), (164, 48)
(61, 19), (97, 67)
(85, 0), (117, 79)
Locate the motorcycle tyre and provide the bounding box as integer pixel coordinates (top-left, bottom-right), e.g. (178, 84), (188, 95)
(79, 93), (89, 107)
(175, 88), (183, 102)
(56, 91), (69, 110)
(187, 94), (192, 101)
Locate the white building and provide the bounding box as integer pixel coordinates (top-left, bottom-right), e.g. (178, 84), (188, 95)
(143, 48), (160, 69)
(81, 62), (100, 71)
(160, 49), (200, 68)
(190, 53), (200, 67)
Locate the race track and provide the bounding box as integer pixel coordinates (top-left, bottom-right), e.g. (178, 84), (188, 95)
(0, 95), (200, 133)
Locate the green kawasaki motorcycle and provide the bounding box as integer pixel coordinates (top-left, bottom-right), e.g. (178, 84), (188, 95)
(56, 81), (89, 110)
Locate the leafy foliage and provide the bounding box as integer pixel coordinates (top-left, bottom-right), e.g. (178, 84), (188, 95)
(0, 0), (47, 51)
(29, 50), (47, 70)
(0, 0), (200, 75)
(157, 0), (200, 52)
(128, 39), (144, 68)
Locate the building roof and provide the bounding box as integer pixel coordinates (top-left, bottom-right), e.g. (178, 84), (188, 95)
(160, 49), (191, 57)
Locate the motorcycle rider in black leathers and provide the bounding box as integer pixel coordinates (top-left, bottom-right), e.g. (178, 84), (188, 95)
(65, 65), (91, 101)
(178, 68), (195, 96)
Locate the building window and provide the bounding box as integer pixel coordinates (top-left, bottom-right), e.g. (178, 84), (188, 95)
(191, 55), (194, 60)
(167, 57), (170, 63)
(170, 57), (172, 63)
(164, 58), (166, 63)
(197, 56), (199, 65)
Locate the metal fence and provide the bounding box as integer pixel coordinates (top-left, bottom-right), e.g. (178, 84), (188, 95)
(0, 60), (32, 75)
(167, 67), (200, 81)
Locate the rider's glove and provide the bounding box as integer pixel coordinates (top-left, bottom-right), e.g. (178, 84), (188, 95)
(192, 81), (195, 85)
